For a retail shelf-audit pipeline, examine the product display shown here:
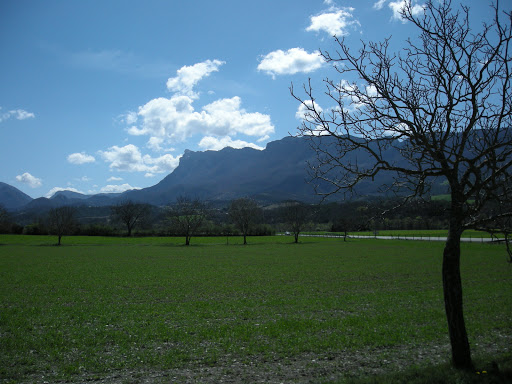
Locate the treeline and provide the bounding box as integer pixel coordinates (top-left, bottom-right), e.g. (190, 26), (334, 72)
(0, 197), (451, 240)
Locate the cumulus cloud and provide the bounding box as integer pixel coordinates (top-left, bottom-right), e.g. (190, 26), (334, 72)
(99, 183), (140, 193)
(100, 144), (180, 174)
(375, 0), (424, 22)
(257, 48), (324, 78)
(373, 0), (387, 10)
(129, 95), (274, 146)
(0, 108), (35, 123)
(166, 59), (225, 98)
(67, 152), (96, 164)
(389, 0), (424, 21)
(16, 172), (42, 188)
(107, 176), (123, 182)
(125, 111), (138, 125)
(306, 7), (358, 36)
(198, 136), (264, 151)
(45, 187), (83, 198)
(123, 59), (274, 155)
(146, 137), (165, 151)
(296, 100), (323, 120)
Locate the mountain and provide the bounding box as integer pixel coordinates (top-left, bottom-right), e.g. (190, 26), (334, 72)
(2, 135), (423, 212)
(0, 182), (33, 210)
(122, 135), (412, 205)
(123, 136), (323, 205)
(51, 190), (89, 200)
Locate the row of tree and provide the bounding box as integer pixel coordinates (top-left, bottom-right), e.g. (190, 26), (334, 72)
(1, 196), (456, 244)
(0, 198), (277, 246)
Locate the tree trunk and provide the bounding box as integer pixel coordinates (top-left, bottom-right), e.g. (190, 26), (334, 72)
(185, 236), (190, 246)
(58, 235), (62, 246)
(127, 226), (132, 237)
(442, 221), (472, 369)
(243, 234), (247, 245)
(294, 233), (299, 243)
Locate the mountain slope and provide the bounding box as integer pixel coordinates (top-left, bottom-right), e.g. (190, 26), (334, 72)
(0, 182), (33, 210)
(3, 135), (427, 212)
(123, 136), (323, 204)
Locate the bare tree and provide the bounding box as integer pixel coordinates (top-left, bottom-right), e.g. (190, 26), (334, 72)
(168, 196), (208, 246)
(111, 201), (150, 237)
(0, 205), (10, 234)
(229, 198), (260, 245)
(48, 206), (76, 245)
(292, 0), (511, 369)
(478, 200), (512, 263)
(281, 201), (310, 243)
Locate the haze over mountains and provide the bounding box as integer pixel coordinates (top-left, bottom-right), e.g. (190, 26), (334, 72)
(1, 135), (429, 212)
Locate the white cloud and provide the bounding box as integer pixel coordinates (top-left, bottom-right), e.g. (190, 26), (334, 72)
(99, 184), (140, 193)
(0, 108), (35, 123)
(198, 136), (264, 151)
(129, 95), (274, 146)
(389, 0), (425, 22)
(100, 144), (180, 174)
(373, 0), (387, 10)
(257, 48), (324, 78)
(16, 172), (42, 188)
(67, 152), (96, 164)
(107, 176), (123, 182)
(166, 59), (225, 98)
(296, 100), (323, 120)
(123, 59), (274, 153)
(147, 136), (165, 151)
(202, 97), (274, 137)
(306, 7), (358, 36)
(45, 187), (83, 198)
(125, 111), (138, 125)
(100, 144), (145, 172)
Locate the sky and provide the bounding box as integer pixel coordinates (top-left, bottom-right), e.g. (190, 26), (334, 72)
(0, 0), (496, 199)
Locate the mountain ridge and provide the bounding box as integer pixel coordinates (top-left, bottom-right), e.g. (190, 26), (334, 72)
(1, 135), (409, 212)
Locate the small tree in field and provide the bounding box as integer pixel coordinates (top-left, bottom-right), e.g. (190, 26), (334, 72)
(229, 198), (260, 245)
(111, 201), (150, 237)
(167, 196), (208, 246)
(48, 206), (76, 245)
(0, 205), (10, 234)
(281, 201), (310, 243)
(292, 0), (511, 369)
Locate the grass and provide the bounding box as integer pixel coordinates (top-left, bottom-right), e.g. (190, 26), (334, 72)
(1, 235), (511, 383)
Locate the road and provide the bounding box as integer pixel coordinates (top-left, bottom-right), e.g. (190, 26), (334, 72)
(298, 234), (497, 243)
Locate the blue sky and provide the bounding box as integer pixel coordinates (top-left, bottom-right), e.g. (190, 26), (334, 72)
(0, 0), (494, 198)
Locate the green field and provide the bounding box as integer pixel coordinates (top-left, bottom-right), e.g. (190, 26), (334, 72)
(1, 235), (511, 383)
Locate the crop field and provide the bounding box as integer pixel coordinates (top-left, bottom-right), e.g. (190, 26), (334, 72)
(1, 235), (511, 383)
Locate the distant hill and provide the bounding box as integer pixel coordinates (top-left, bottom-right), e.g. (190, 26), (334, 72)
(123, 136), (324, 205)
(51, 190), (89, 200)
(2, 135), (443, 213)
(0, 182), (33, 210)
(122, 135), (414, 205)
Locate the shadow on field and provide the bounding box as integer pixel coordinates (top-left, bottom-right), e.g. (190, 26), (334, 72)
(343, 355), (512, 384)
